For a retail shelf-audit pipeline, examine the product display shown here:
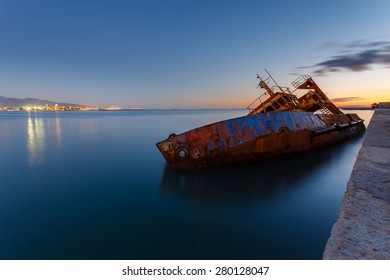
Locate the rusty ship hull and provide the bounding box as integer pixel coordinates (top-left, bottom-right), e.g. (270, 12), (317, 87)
(156, 73), (365, 169)
(156, 111), (365, 169)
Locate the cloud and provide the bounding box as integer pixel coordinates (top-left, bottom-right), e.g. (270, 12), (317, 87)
(306, 40), (390, 75)
(331, 97), (364, 102)
(344, 40), (390, 49)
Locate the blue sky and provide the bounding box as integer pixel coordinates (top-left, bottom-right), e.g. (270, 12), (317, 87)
(0, 0), (389, 108)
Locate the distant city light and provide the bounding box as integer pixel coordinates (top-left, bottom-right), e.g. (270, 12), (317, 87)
(0, 104), (142, 112)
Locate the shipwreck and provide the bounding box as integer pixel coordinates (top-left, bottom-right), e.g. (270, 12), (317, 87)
(156, 71), (365, 169)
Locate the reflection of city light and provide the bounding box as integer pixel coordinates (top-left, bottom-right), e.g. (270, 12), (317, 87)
(79, 118), (97, 137)
(27, 112), (45, 167)
(55, 113), (62, 147)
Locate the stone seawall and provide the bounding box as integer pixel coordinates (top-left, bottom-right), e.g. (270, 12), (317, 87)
(323, 109), (390, 259)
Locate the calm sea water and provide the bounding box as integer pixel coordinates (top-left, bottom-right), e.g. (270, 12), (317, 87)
(0, 109), (373, 260)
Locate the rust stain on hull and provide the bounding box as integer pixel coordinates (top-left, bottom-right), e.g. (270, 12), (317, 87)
(156, 72), (366, 169)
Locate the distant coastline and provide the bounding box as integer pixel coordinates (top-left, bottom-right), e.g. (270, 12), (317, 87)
(340, 106), (373, 110)
(0, 106), (145, 112)
(0, 96), (143, 112)
(99, 106), (143, 111)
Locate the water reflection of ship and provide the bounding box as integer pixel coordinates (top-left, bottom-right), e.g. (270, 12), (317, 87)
(160, 135), (364, 203)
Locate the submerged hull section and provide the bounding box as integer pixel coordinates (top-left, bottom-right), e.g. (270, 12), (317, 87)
(156, 111), (365, 169)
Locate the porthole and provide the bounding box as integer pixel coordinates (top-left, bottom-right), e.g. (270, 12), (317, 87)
(178, 150), (186, 158)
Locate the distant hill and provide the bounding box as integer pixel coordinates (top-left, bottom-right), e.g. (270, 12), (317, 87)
(0, 96), (84, 107)
(339, 105), (373, 110)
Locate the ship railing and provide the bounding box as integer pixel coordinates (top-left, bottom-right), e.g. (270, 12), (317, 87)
(291, 74), (311, 88)
(246, 92), (269, 112)
(319, 106), (333, 115)
(271, 86), (293, 95)
(247, 86), (298, 112)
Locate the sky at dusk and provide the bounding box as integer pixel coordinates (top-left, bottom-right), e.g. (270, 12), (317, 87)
(0, 0), (389, 108)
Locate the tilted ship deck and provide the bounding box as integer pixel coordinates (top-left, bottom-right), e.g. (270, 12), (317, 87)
(156, 72), (365, 169)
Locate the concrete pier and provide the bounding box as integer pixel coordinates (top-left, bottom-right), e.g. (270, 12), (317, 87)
(323, 109), (390, 259)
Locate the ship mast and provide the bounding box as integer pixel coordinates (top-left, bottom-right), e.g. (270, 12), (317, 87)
(257, 74), (274, 96)
(248, 71), (301, 115)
